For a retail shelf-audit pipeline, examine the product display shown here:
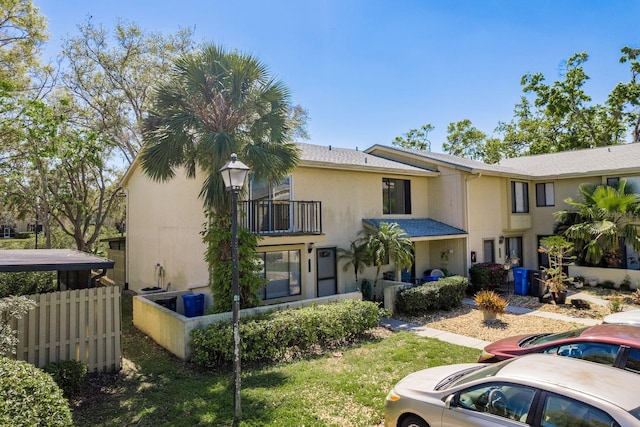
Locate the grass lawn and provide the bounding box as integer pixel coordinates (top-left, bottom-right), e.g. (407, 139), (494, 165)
(71, 294), (480, 426)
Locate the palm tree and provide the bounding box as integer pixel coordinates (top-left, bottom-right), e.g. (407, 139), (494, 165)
(364, 222), (414, 292)
(555, 179), (640, 266)
(139, 44), (300, 308)
(337, 238), (370, 283)
(140, 43), (299, 214)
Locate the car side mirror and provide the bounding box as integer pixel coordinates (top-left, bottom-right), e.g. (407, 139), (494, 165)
(444, 394), (456, 409)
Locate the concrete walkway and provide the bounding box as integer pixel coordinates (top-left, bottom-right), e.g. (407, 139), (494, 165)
(381, 291), (610, 350)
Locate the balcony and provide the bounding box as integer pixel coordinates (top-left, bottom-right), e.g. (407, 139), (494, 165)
(239, 200), (322, 236)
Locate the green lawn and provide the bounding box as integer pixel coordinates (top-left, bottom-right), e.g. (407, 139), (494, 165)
(71, 294), (480, 427)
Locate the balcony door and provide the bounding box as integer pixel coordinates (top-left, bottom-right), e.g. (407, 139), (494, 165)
(250, 176), (292, 233)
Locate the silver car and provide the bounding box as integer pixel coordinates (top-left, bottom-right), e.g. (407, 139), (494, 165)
(603, 309), (640, 326)
(385, 353), (640, 427)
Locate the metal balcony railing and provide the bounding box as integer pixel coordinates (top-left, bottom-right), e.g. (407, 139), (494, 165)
(239, 200), (322, 235)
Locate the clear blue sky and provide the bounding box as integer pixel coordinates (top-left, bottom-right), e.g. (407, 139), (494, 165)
(36, 0), (639, 153)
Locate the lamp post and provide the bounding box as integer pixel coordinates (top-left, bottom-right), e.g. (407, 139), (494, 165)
(218, 153), (250, 426)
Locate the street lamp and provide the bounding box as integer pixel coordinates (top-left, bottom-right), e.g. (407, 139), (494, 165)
(218, 153), (250, 426)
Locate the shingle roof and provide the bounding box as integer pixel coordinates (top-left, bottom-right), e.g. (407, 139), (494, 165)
(362, 218), (467, 239)
(364, 144), (524, 176)
(298, 142), (436, 175)
(498, 143), (640, 178)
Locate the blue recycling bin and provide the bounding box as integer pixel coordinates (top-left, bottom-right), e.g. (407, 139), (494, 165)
(182, 293), (205, 317)
(513, 267), (529, 295)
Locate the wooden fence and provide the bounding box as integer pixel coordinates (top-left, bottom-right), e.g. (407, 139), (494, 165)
(10, 286), (122, 372)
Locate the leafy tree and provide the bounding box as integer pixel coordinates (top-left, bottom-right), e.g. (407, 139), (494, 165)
(392, 123), (434, 151)
(2, 95), (121, 251)
(140, 43), (300, 309)
(612, 46), (640, 144)
(364, 222), (413, 291)
(60, 17), (195, 164)
(337, 238), (369, 283)
(555, 179), (640, 266)
(0, 0), (48, 90)
(443, 119), (487, 161)
(498, 52), (631, 158)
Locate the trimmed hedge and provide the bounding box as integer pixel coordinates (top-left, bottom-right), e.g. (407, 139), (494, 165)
(190, 299), (386, 367)
(0, 357), (73, 426)
(394, 276), (468, 316)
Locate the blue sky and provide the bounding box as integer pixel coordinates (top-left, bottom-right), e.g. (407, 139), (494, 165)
(36, 1), (639, 153)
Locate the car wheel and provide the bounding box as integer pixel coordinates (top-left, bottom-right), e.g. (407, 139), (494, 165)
(399, 415), (429, 427)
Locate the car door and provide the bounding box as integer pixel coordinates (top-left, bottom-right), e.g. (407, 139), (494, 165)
(535, 391), (620, 427)
(442, 382), (536, 426)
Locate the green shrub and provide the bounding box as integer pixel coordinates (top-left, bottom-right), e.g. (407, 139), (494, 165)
(394, 276), (468, 316)
(0, 271), (57, 298)
(468, 263), (507, 294)
(44, 359), (88, 397)
(0, 357), (73, 426)
(190, 299), (385, 367)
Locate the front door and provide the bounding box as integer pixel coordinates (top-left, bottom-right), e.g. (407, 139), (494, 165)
(316, 247), (337, 297)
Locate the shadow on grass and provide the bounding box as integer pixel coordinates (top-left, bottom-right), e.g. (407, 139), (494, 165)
(72, 293), (295, 426)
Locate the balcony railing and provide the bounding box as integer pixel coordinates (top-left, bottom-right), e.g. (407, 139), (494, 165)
(239, 200), (322, 235)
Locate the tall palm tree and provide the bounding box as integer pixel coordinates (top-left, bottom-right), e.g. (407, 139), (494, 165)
(140, 43), (299, 214)
(365, 222), (414, 291)
(139, 44), (299, 308)
(555, 179), (640, 266)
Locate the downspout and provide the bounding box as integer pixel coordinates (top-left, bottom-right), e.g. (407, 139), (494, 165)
(464, 172), (482, 275)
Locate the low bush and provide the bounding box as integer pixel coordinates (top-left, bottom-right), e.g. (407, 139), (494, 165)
(0, 357), (73, 426)
(44, 359), (88, 397)
(468, 263), (507, 293)
(394, 276), (468, 316)
(0, 271), (57, 298)
(190, 299), (385, 367)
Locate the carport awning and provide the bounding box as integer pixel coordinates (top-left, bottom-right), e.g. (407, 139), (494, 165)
(0, 249), (114, 273)
(362, 218), (467, 240)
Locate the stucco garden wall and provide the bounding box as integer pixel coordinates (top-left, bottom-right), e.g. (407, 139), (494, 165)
(133, 290), (363, 360)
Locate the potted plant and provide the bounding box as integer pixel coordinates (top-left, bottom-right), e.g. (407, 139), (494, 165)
(473, 290), (508, 322)
(539, 236), (574, 304)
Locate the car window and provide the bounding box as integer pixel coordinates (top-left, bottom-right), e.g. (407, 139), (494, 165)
(541, 393), (619, 427)
(625, 348), (640, 374)
(525, 327), (587, 347)
(456, 382), (535, 423)
(543, 342), (619, 366)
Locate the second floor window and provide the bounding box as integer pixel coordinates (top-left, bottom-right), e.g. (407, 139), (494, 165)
(536, 183), (555, 207)
(383, 178), (411, 214)
(511, 181), (529, 213)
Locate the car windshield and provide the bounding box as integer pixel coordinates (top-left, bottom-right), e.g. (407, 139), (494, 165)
(631, 406), (640, 421)
(522, 327), (588, 347)
(441, 361), (509, 389)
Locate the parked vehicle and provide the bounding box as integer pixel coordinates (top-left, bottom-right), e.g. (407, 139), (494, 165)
(385, 354), (640, 427)
(478, 324), (640, 373)
(603, 309), (640, 326)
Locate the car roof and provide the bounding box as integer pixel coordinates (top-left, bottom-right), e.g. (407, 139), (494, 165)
(577, 323), (640, 342)
(494, 354), (640, 410)
(603, 309), (640, 326)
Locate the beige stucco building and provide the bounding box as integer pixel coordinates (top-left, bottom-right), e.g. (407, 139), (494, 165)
(122, 142), (640, 305)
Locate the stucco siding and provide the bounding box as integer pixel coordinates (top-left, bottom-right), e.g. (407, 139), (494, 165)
(126, 165), (207, 292)
(467, 175), (507, 265)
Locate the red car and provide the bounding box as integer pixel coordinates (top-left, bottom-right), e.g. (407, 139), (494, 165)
(478, 324), (640, 374)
